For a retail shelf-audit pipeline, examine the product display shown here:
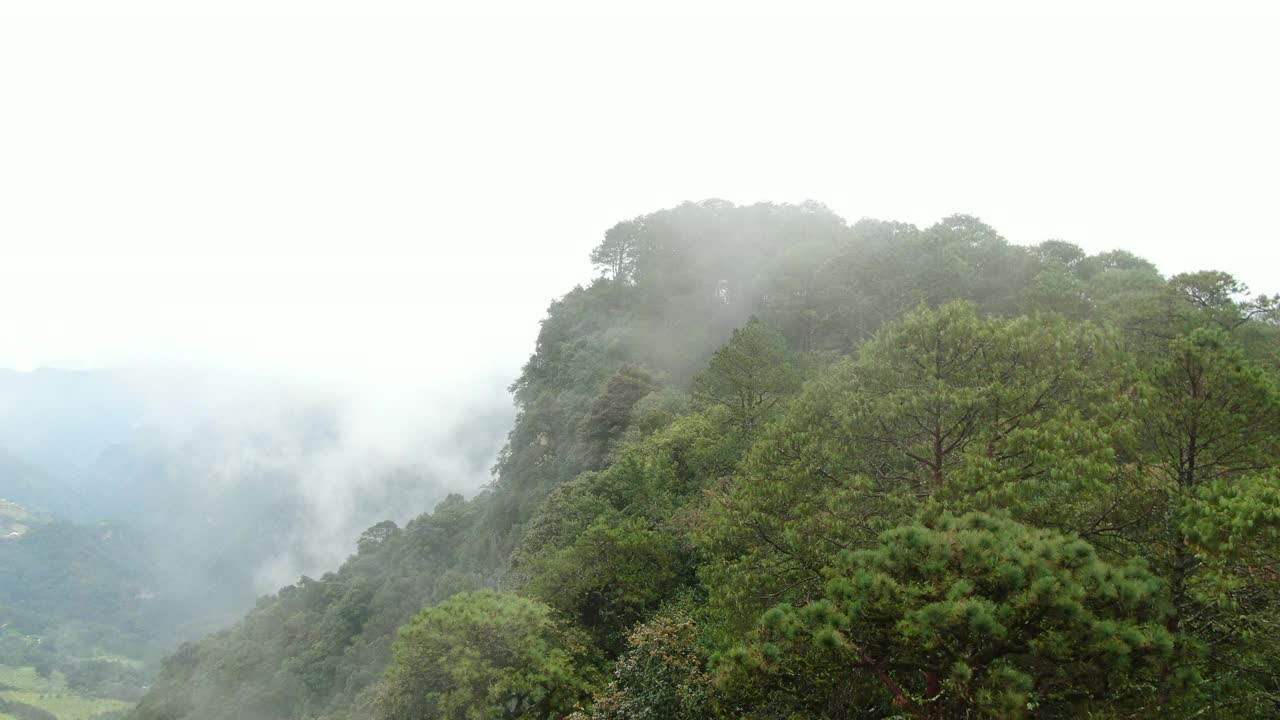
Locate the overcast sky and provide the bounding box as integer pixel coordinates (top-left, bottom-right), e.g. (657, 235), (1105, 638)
(2, 1), (1278, 386)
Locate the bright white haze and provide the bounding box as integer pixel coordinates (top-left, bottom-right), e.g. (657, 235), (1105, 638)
(2, 1), (1278, 380)
(2, 0), (1278, 586)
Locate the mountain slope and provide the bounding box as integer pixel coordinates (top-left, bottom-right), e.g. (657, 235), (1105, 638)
(0, 448), (83, 520)
(130, 200), (1280, 720)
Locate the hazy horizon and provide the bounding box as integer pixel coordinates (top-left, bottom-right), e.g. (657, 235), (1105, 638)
(4, 5), (1280, 719)
(3, 3), (1279, 385)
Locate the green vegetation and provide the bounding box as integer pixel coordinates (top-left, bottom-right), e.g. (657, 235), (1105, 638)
(0, 500), (34, 538)
(0, 505), (159, 713)
(130, 200), (1280, 719)
(374, 591), (598, 720)
(0, 665), (132, 720)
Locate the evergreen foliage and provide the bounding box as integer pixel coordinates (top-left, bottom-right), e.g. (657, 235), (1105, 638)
(128, 200), (1280, 720)
(373, 591), (597, 720)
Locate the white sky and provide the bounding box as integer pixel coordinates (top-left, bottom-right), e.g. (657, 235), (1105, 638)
(2, 1), (1278, 383)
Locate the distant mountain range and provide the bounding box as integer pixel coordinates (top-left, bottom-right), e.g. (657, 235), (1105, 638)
(0, 365), (513, 712)
(0, 448), (83, 521)
(0, 368), (146, 482)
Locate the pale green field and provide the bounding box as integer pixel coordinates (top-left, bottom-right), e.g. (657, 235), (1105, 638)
(0, 664), (133, 720)
(0, 499), (33, 537)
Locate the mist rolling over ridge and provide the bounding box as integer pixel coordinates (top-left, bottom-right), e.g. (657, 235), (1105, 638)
(1, 367), (514, 594)
(3, 3), (1280, 719)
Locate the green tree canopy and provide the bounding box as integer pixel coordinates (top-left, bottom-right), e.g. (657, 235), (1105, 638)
(734, 513), (1173, 719)
(691, 319), (799, 431)
(700, 303), (1129, 625)
(374, 591), (598, 720)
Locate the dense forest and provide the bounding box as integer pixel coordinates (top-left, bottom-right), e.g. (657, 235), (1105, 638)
(128, 200), (1280, 719)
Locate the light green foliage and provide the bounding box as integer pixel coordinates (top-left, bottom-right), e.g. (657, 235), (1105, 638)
(1140, 328), (1280, 490)
(700, 304), (1130, 624)
(938, 411), (1152, 556)
(1186, 471), (1280, 565)
(691, 320), (800, 431)
(0, 665), (132, 720)
(575, 608), (714, 720)
(1183, 470), (1280, 628)
(1171, 470), (1280, 716)
(374, 591), (597, 720)
(737, 514), (1172, 719)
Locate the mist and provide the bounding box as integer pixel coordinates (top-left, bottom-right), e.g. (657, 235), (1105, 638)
(1, 3), (1279, 719)
(4, 4), (1280, 383)
(2, 366), (514, 597)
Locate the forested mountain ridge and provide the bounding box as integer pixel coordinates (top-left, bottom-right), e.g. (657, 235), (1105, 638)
(131, 200), (1280, 720)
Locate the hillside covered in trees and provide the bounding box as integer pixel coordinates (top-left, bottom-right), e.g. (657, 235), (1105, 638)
(0, 369), (512, 719)
(130, 200), (1280, 719)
